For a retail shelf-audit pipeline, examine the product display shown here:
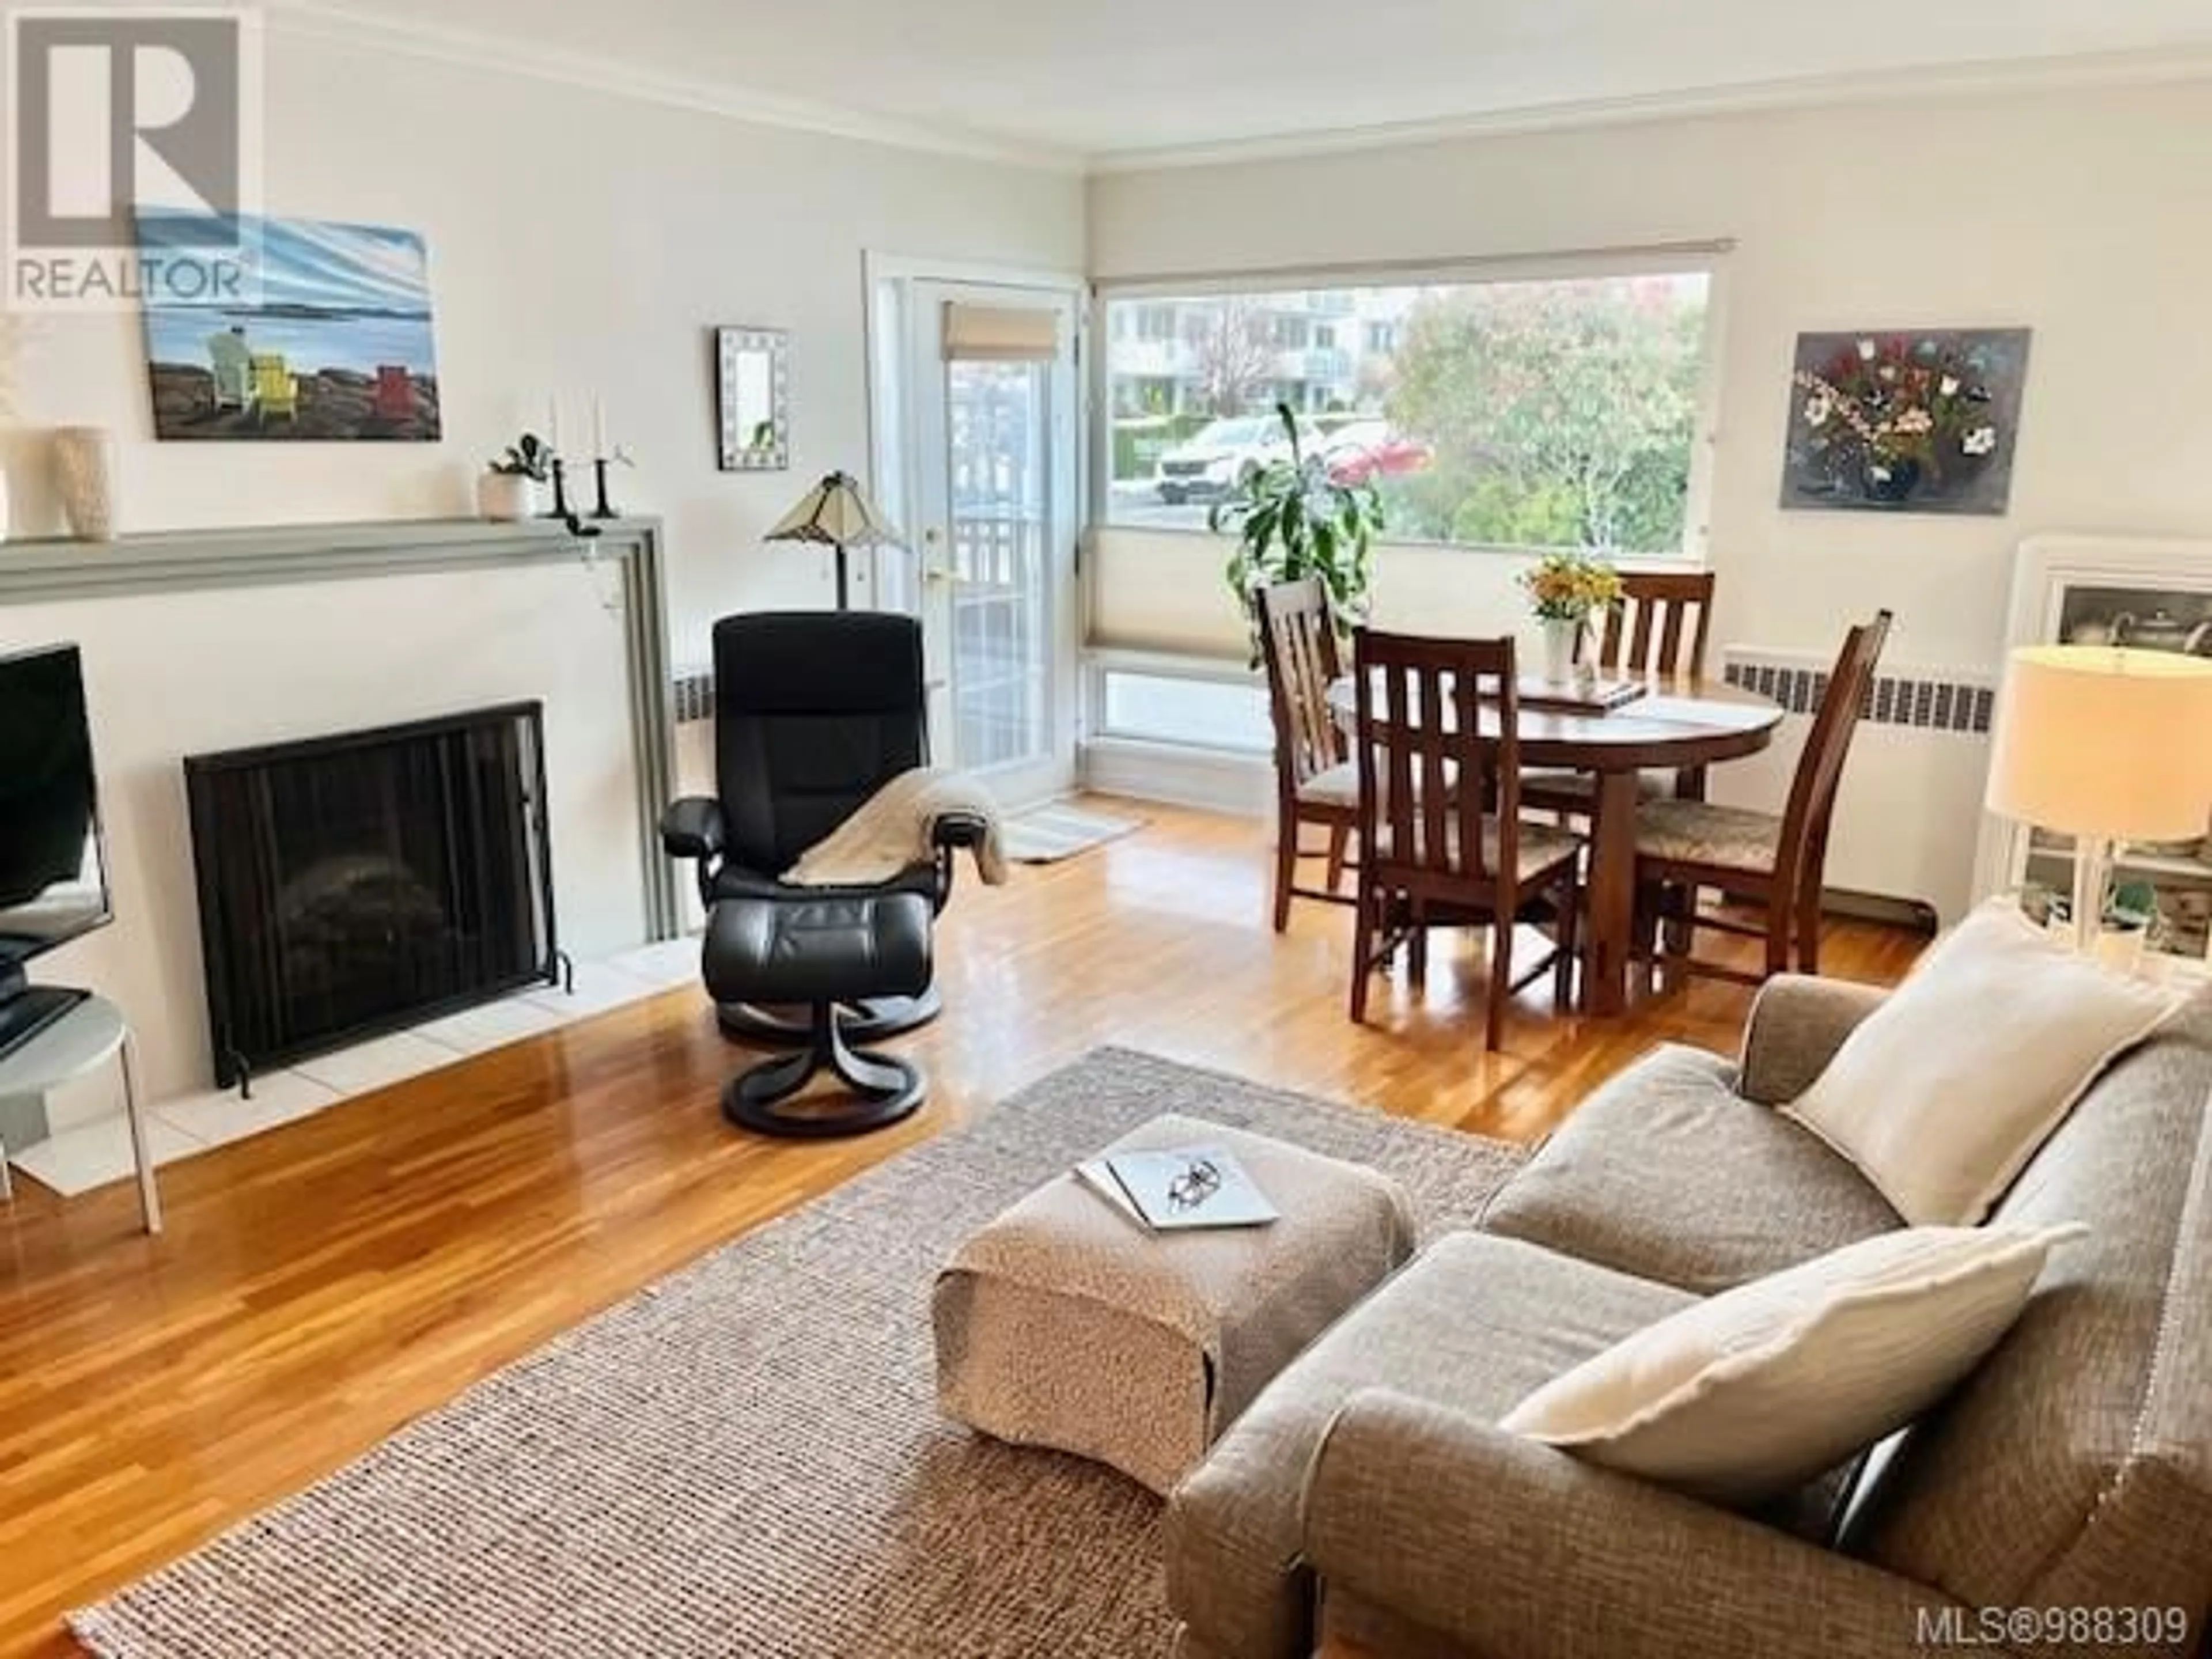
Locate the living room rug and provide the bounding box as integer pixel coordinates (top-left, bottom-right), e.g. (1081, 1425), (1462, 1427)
(73, 1047), (1523, 1659)
(1002, 801), (1146, 863)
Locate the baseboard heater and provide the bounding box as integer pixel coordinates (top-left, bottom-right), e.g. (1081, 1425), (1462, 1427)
(674, 666), (715, 726)
(185, 703), (562, 1092)
(1719, 647), (1997, 736)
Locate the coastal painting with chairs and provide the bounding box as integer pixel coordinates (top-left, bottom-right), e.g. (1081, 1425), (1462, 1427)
(137, 212), (442, 442)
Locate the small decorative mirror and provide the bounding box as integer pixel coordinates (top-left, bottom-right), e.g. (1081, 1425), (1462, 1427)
(715, 325), (789, 471)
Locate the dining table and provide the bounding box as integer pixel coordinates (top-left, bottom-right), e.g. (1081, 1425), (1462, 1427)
(1325, 673), (1785, 1017)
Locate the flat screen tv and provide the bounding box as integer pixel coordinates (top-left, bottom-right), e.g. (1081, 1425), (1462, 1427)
(0, 643), (111, 1058)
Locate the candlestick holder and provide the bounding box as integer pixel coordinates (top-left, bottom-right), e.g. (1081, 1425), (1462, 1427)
(590, 457), (619, 520)
(545, 457), (573, 522)
(542, 456), (601, 540)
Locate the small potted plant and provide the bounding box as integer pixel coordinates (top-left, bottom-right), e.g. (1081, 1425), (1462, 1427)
(1210, 402), (1385, 665)
(479, 433), (554, 521)
(2027, 877), (2165, 973)
(1518, 551), (1624, 683)
(2096, 878), (2163, 974)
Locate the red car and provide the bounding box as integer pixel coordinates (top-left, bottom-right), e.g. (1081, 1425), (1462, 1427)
(1324, 420), (1433, 486)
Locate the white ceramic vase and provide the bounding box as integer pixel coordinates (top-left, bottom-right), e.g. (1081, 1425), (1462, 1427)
(52, 426), (118, 541)
(1539, 617), (1581, 684)
(476, 471), (540, 522)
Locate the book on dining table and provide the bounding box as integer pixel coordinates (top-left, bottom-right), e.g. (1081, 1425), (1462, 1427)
(1514, 676), (1647, 715)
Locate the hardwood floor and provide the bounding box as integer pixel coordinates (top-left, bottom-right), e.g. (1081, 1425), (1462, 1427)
(0, 798), (1922, 1656)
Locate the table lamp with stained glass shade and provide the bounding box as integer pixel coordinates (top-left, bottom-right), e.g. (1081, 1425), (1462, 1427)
(765, 471), (904, 610)
(1984, 645), (2212, 952)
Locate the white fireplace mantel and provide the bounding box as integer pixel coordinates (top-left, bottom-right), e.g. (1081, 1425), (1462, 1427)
(0, 517), (683, 945)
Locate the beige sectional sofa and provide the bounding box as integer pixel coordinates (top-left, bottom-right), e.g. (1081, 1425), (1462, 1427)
(1166, 975), (2212, 1659)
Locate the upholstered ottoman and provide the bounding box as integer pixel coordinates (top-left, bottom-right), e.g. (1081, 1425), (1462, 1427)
(933, 1113), (1416, 1495)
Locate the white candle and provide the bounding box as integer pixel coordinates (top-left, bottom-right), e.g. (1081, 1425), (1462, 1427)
(591, 395), (607, 458)
(547, 395), (563, 453)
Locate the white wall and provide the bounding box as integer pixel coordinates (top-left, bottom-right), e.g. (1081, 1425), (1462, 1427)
(1088, 78), (2212, 914)
(0, 18), (1086, 665)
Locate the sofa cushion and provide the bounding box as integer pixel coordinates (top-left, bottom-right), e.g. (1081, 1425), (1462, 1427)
(1845, 988), (2212, 1622)
(1481, 1044), (1902, 1296)
(1166, 1233), (1692, 1659)
(1783, 903), (2181, 1225)
(1501, 1224), (2085, 1506)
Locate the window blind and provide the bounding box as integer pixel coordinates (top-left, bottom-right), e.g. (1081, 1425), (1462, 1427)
(942, 301), (1059, 362)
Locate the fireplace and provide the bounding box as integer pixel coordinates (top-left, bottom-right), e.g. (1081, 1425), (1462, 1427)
(185, 703), (559, 1089)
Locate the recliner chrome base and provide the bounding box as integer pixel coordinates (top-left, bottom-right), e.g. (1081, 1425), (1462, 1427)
(714, 986), (943, 1045)
(722, 1003), (926, 1139)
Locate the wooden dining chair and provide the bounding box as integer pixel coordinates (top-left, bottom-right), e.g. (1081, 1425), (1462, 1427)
(1256, 578), (1358, 930)
(1350, 629), (1582, 1050)
(1631, 609), (1892, 986)
(1591, 569), (1717, 679)
(1524, 568), (1719, 815)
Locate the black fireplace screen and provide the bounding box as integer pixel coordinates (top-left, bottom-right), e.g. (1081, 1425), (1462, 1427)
(186, 702), (558, 1088)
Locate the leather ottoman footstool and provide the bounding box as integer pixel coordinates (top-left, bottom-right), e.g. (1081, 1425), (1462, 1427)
(932, 1112), (1416, 1495)
(702, 889), (933, 1137)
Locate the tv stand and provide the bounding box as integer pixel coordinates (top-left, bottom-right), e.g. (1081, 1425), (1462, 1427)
(0, 976), (90, 1065)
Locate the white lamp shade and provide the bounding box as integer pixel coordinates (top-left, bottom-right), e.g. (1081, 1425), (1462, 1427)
(1985, 645), (2212, 840)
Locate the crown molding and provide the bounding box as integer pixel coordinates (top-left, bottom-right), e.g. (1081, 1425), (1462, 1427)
(250, 9), (2212, 180)
(1086, 46), (2212, 174)
(262, 1), (1085, 175)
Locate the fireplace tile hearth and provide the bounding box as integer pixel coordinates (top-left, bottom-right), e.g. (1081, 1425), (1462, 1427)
(159, 1071), (344, 1149)
(289, 1032), (465, 1099)
(518, 960), (675, 1019)
(411, 997), (568, 1056)
(603, 937), (705, 989)
(9, 1112), (203, 1198)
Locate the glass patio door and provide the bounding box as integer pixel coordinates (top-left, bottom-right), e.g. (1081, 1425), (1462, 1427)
(882, 276), (1081, 807)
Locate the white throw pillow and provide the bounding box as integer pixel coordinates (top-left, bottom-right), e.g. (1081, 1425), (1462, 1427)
(1782, 901), (2178, 1225)
(1499, 1224), (2086, 1505)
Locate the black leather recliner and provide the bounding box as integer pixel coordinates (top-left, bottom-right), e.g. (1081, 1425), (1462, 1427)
(661, 611), (983, 1137)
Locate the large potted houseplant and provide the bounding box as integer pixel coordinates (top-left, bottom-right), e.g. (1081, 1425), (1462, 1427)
(1211, 402), (1384, 662)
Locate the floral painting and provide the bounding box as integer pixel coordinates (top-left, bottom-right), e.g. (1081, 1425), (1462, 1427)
(1779, 328), (2030, 515)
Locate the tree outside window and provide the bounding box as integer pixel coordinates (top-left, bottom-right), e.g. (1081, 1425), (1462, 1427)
(1386, 276), (1706, 554)
(1188, 298), (1277, 418)
(1103, 271), (1712, 556)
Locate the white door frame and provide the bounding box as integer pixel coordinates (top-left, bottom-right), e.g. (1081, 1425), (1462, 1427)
(864, 252), (1089, 807)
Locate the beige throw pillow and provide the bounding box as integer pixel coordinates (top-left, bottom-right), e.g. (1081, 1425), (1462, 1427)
(1782, 902), (2178, 1225)
(1499, 1224), (2085, 1505)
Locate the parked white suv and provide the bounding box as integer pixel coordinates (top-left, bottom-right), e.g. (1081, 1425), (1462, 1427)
(1153, 415), (1321, 505)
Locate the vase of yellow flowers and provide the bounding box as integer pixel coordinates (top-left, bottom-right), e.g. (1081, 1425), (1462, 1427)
(1519, 551), (1624, 684)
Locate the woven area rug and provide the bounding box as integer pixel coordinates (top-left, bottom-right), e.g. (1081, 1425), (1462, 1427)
(74, 1047), (1523, 1659)
(1002, 802), (1147, 863)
